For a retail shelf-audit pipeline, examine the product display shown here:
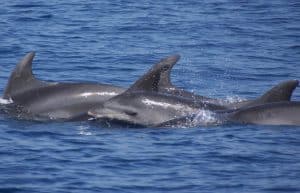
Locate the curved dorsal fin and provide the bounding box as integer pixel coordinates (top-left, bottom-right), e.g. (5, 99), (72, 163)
(156, 54), (180, 88)
(127, 54), (180, 92)
(258, 80), (299, 102)
(251, 80), (299, 105)
(3, 52), (48, 99)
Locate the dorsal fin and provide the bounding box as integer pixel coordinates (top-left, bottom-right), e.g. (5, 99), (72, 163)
(254, 80), (299, 104)
(127, 54), (180, 92)
(156, 54), (180, 88)
(3, 52), (48, 99)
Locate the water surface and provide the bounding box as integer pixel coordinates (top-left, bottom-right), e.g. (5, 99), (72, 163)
(0, 1), (299, 192)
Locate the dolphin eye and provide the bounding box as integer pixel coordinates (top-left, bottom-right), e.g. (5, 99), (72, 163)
(124, 110), (137, 116)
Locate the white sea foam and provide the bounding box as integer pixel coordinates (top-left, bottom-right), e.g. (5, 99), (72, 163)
(77, 125), (93, 136)
(224, 96), (245, 103)
(0, 98), (13, 105)
(192, 109), (218, 126)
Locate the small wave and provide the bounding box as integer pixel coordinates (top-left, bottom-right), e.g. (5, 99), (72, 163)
(224, 96), (245, 103)
(0, 98), (13, 105)
(77, 125), (93, 136)
(192, 110), (219, 126)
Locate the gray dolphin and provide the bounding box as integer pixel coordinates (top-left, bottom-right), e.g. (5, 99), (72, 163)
(134, 55), (299, 109)
(163, 79), (299, 109)
(88, 63), (227, 126)
(157, 81), (299, 128)
(156, 61), (299, 109)
(88, 73), (299, 127)
(2, 52), (180, 120)
(3, 52), (298, 123)
(156, 101), (300, 128)
(227, 101), (300, 126)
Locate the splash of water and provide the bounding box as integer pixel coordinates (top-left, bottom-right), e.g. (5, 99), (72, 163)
(192, 109), (218, 126)
(77, 125), (93, 136)
(224, 96), (245, 103)
(0, 98), (13, 105)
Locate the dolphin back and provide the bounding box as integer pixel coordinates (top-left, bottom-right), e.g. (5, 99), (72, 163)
(227, 101), (300, 126)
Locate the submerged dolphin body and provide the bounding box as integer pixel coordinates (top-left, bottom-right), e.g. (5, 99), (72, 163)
(227, 101), (300, 126)
(156, 101), (300, 128)
(156, 80), (300, 127)
(2, 52), (180, 121)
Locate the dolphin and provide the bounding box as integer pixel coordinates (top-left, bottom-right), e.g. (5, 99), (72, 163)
(225, 80), (299, 109)
(88, 73), (299, 127)
(136, 55), (299, 109)
(156, 80), (300, 128)
(156, 101), (300, 128)
(88, 63), (227, 126)
(226, 101), (300, 126)
(3, 52), (298, 123)
(2, 52), (180, 121)
(156, 64), (299, 109)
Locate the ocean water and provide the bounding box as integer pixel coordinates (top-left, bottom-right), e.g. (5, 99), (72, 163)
(0, 0), (300, 192)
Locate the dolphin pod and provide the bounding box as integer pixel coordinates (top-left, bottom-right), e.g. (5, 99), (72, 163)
(2, 52), (181, 120)
(1, 52), (299, 126)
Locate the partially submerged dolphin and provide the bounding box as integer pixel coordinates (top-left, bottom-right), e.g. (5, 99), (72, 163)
(227, 101), (300, 126)
(157, 82), (300, 127)
(2, 52), (180, 120)
(127, 55), (299, 109)
(2, 52), (298, 125)
(155, 61), (299, 109)
(88, 63), (226, 126)
(93, 78), (298, 127)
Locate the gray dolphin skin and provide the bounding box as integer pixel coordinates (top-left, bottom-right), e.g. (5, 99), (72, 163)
(227, 101), (300, 126)
(2, 52), (299, 126)
(226, 80), (299, 109)
(2, 52), (180, 120)
(131, 54), (299, 109)
(159, 75), (299, 109)
(88, 63), (227, 126)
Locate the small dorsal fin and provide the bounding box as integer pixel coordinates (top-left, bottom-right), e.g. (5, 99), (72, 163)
(254, 80), (299, 104)
(127, 54), (180, 92)
(3, 52), (48, 99)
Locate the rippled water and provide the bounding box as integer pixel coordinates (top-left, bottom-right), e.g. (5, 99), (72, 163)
(0, 1), (299, 192)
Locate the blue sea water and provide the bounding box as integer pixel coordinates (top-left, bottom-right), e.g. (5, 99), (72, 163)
(0, 0), (300, 192)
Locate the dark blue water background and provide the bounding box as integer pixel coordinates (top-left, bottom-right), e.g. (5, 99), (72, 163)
(0, 1), (299, 192)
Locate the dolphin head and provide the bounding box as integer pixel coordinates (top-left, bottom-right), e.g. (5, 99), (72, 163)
(88, 91), (188, 126)
(88, 94), (141, 125)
